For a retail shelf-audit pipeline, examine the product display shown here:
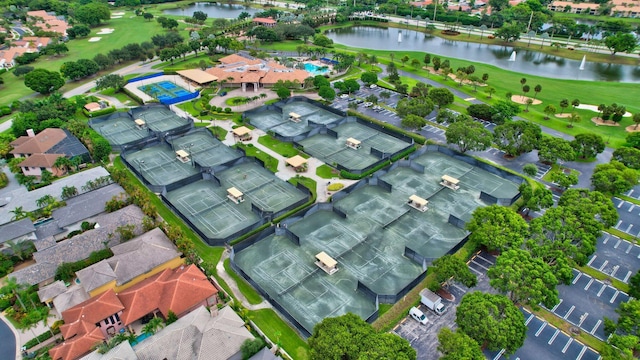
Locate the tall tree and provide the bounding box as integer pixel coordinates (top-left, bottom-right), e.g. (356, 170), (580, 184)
(445, 120), (493, 153)
(456, 292), (527, 355)
(488, 248), (560, 309)
(537, 137), (576, 164)
(24, 69), (64, 95)
(591, 160), (639, 195)
(571, 133), (605, 159)
(308, 313), (416, 360)
(437, 328), (484, 360)
(493, 121), (542, 157)
(466, 205), (529, 252)
(432, 254), (477, 288)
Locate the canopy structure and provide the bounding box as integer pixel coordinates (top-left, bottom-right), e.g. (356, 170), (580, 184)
(289, 112), (302, 122)
(227, 187), (245, 204)
(286, 155), (307, 168)
(440, 175), (460, 190)
(232, 126), (252, 140)
(176, 69), (218, 85)
(346, 137), (361, 150)
(176, 150), (190, 163)
(134, 119), (146, 127)
(408, 194), (428, 212)
(315, 251), (338, 275)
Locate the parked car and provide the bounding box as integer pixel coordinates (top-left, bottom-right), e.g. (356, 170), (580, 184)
(340, 94), (349, 99)
(409, 307), (428, 325)
(370, 84), (378, 89)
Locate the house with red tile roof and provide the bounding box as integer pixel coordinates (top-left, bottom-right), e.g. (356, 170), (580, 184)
(27, 10), (69, 36)
(50, 265), (217, 360)
(9, 128), (90, 178)
(13, 36), (52, 50)
(252, 17), (277, 27)
(205, 53), (312, 92)
(0, 47), (29, 69)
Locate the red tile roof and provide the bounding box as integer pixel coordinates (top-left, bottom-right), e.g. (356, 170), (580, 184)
(49, 326), (104, 360)
(118, 264), (217, 325)
(10, 128), (67, 155)
(253, 17), (277, 24)
(17, 153), (64, 168)
(61, 289), (124, 325)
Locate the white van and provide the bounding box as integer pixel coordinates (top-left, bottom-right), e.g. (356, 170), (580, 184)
(409, 307), (428, 325)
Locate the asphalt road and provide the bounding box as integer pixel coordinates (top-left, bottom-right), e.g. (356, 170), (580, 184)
(589, 233), (640, 283)
(0, 318), (16, 360)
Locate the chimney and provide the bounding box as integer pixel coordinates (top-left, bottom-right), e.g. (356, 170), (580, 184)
(26, 129), (35, 137)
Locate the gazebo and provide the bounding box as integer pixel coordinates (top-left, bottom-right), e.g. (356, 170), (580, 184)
(408, 195), (429, 212)
(227, 187), (245, 204)
(440, 175), (460, 190)
(286, 155), (308, 172)
(346, 137), (361, 150)
(289, 112), (302, 123)
(232, 126), (252, 141)
(315, 251), (338, 275)
(176, 150), (190, 163)
(134, 119), (146, 130)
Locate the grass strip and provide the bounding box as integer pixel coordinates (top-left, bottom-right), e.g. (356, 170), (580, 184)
(223, 258), (263, 305)
(258, 134), (303, 157)
(250, 309), (310, 360)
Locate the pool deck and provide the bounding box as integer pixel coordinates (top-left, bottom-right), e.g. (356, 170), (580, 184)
(124, 74), (195, 103)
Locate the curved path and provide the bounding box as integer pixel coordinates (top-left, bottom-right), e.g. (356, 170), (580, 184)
(0, 316), (17, 360)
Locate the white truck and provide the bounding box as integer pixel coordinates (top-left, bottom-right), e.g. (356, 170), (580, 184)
(420, 289), (446, 315)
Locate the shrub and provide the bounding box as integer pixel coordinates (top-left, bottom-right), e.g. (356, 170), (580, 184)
(224, 107), (232, 113)
(0, 106), (11, 115)
(327, 183), (344, 191)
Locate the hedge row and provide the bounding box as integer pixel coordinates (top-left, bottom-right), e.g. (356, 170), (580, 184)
(83, 106), (116, 118)
(24, 327), (61, 349)
(54, 248), (113, 282)
(122, 87), (144, 105)
(346, 110), (426, 144)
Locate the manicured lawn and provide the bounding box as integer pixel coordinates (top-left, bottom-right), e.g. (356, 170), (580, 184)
(344, 47), (640, 147)
(250, 309), (310, 360)
(223, 258), (263, 305)
(315, 164), (339, 179)
(542, 164), (580, 182)
(257, 135), (303, 157)
(234, 143), (279, 173)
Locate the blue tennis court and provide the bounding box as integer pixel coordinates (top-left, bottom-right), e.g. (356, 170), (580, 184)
(138, 81), (191, 101)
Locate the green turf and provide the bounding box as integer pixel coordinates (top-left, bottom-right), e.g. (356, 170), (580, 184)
(257, 134), (302, 157)
(234, 143), (279, 173)
(250, 309), (310, 360)
(315, 164), (338, 179)
(223, 258), (263, 305)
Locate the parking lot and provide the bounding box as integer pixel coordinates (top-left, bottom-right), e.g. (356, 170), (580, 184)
(486, 308), (600, 360)
(624, 185), (640, 200)
(611, 198), (640, 237)
(588, 232), (640, 283)
(544, 269), (628, 341)
(393, 251), (601, 360)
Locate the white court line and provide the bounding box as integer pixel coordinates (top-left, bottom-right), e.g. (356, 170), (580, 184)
(610, 290), (620, 304)
(562, 338), (573, 353)
(584, 278), (594, 290)
(598, 261), (609, 272)
(576, 346), (588, 360)
(564, 305), (575, 319)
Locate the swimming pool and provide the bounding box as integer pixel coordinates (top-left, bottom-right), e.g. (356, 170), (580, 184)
(130, 332), (151, 346)
(138, 81), (192, 103)
(304, 63), (329, 76)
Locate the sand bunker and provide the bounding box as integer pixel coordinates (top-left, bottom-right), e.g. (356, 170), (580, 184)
(110, 15), (123, 19)
(577, 104), (631, 117)
(97, 28), (115, 35)
(511, 95), (542, 105)
(591, 117), (620, 127)
(88, 37), (102, 42)
(111, 11), (125, 15)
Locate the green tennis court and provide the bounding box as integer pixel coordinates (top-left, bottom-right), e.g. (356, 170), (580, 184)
(125, 145), (199, 186)
(131, 106), (190, 132)
(171, 132), (241, 168)
(91, 115), (148, 145)
(234, 150), (520, 335)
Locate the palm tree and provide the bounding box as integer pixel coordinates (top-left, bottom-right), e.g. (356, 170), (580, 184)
(487, 87), (496, 99)
(633, 113), (640, 129)
(521, 84), (530, 99)
(571, 98), (580, 110)
(53, 156), (71, 174)
(479, 24), (488, 39)
(389, 53), (395, 63)
(142, 316), (165, 336)
(4, 277), (27, 311)
(5, 240), (26, 261)
(533, 85), (542, 100)
(559, 98), (569, 114)
(567, 112), (581, 128)
(597, 103), (606, 119)
(10, 206), (27, 221)
(525, 98), (534, 112)
(544, 104), (557, 119)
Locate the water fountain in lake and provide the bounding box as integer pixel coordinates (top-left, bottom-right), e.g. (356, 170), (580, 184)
(579, 55), (586, 70)
(398, 32), (402, 42)
(508, 51), (516, 62)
